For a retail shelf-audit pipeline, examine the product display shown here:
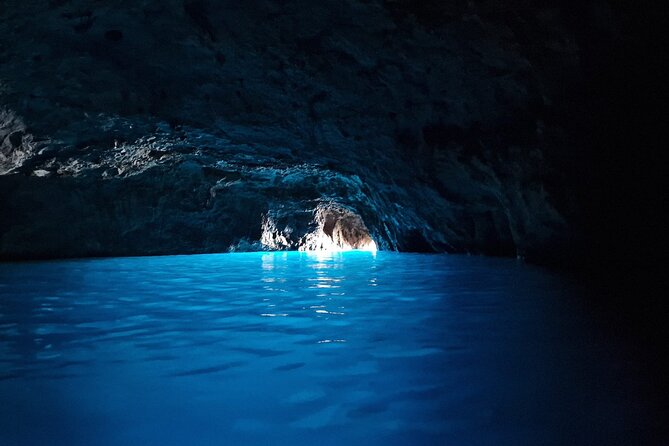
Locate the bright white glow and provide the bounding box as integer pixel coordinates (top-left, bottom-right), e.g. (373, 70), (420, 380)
(315, 309), (345, 315)
(262, 206), (378, 253)
(298, 229), (378, 253)
(358, 239), (377, 252)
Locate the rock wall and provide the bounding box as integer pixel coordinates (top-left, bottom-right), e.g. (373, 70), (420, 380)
(0, 0), (618, 262)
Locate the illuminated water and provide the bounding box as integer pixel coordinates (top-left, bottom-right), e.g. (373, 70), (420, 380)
(0, 252), (657, 445)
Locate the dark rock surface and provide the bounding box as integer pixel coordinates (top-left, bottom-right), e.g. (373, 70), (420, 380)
(0, 0), (651, 264)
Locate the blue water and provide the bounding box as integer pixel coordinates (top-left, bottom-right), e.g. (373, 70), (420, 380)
(0, 252), (657, 445)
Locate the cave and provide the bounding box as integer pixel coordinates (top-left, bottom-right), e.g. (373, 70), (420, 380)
(298, 205), (377, 252)
(0, 1), (664, 445)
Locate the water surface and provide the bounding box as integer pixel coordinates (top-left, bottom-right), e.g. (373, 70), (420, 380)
(0, 252), (657, 445)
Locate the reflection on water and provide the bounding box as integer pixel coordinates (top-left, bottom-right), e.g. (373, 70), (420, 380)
(0, 252), (661, 445)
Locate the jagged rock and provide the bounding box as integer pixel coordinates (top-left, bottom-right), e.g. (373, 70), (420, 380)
(296, 204), (377, 252)
(0, 0), (612, 262)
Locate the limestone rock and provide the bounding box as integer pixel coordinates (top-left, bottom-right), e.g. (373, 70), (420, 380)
(0, 0), (606, 263)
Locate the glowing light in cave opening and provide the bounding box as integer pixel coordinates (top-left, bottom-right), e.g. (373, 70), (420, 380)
(299, 229), (377, 253)
(261, 208), (377, 253)
(358, 239), (378, 252)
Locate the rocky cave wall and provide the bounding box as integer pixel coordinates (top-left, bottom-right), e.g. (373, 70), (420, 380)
(0, 0), (624, 262)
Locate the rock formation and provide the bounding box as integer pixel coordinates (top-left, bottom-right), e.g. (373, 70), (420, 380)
(0, 0), (630, 263)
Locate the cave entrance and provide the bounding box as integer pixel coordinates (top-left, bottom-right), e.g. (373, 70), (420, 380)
(300, 205), (377, 252)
